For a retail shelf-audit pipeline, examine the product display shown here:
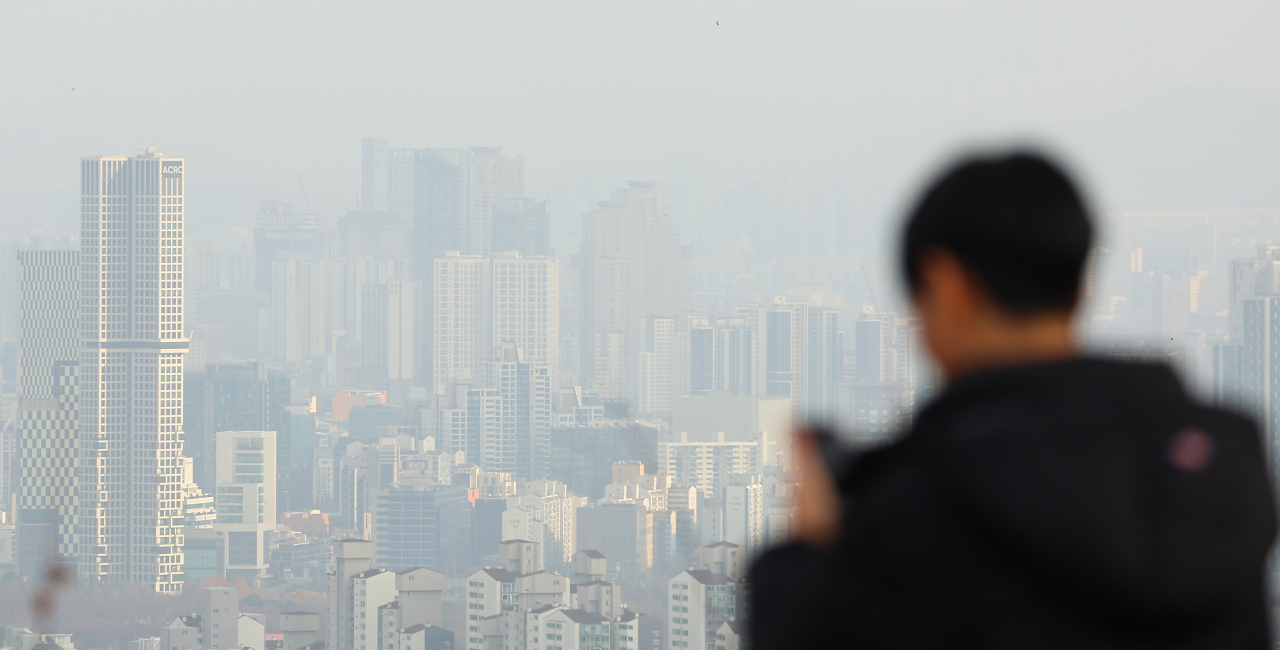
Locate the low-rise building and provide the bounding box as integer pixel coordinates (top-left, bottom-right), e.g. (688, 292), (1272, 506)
(713, 620), (747, 650)
(668, 570), (737, 650)
(159, 616), (201, 650)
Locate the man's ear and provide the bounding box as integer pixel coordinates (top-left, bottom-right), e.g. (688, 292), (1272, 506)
(917, 247), (977, 323)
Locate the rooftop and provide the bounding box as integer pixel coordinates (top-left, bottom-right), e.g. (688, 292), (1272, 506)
(559, 609), (611, 625)
(476, 567), (519, 582)
(681, 569), (733, 585)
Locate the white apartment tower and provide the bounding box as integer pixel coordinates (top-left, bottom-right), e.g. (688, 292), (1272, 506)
(638, 316), (676, 418)
(78, 148), (188, 591)
(17, 250), (80, 573)
(491, 252), (559, 373)
(214, 430), (277, 582)
(435, 252), (560, 401)
(433, 253), (491, 395)
(328, 538), (375, 650)
(578, 183), (682, 403)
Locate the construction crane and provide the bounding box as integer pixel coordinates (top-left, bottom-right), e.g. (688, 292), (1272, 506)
(860, 264), (880, 314)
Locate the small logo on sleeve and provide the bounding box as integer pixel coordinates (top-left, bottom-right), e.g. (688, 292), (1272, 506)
(1168, 428), (1214, 474)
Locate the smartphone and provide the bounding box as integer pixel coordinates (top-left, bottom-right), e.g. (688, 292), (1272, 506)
(805, 424), (852, 488)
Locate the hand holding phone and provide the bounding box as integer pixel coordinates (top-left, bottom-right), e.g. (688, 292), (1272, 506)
(791, 426), (843, 547)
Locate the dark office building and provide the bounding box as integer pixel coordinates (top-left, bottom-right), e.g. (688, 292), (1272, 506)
(252, 202), (324, 293)
(854, 318), (886, 383)
(549, 422), (661, 500)
(765, 309), (797, 398)
(348, 404), (406, 439)
(270, 537), (332, 579)
(471, 497), (509, 566)
(372, 484), (471, 573)
(278, 403), (319, 512)
(689, 327), (714, 394)
(689, 323), (755, 397)
(182, 529), (226, 583)
(184, 361), (290, 492)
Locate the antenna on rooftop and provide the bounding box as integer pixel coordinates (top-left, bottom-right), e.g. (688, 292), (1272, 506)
(456, 116), (472, 149)
(296, 167), (316, 213)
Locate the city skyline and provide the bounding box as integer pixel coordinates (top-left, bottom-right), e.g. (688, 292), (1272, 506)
(0, 3), (1278, 650)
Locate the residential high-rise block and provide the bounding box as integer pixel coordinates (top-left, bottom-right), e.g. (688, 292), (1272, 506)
(433, 252), (559, 395)
(761, 302), (805, 407)
(16, 250), (79, 576)
(493, 348), (554, 479)
(578, 183), (681, 403)
(638, 316), (676, 419)
(491, 252), (559, 375)
(576, 503), (653, 581)
(803, 306), (842, 420)
(660, 433), (761, 498)
(362, 140), (526, 389)
(433, 253), (492, 395)
(78, 148), (188, 591)
(328, 538), (375, 650)
(0, 427), (16, 516)
(758, 301), (841, 421)
(361, 279), (418, 385)
(270, 257), (338, 363)
(688, 317), (755, 397)
(852, 313), (894, 383)
(721, 483), (764, 556)
(667, 570), (738, 650)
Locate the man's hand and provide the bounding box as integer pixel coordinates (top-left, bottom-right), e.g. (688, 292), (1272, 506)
(791, 429), (842, 547)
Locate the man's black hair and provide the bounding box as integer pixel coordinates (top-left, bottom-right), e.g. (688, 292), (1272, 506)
(902, 151), (1093, 314)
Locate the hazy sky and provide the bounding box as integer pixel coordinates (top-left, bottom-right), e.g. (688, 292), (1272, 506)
(2, 1), (1279, 240)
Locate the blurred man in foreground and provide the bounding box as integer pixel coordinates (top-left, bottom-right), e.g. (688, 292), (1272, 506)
(750, 153), (1277, 648)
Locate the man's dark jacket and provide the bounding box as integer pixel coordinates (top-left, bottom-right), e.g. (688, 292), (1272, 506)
(751, 359), (1277, 648)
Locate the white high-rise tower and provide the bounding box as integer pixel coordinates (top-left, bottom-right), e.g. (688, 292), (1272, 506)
(78, 147), (188, 591)
(17, 249), (80, 576)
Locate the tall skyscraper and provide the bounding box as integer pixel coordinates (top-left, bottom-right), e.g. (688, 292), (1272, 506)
(17, 250), (80, 575)
(78, 148), (188, 591)
(578, 183), (681, 401)
(362, 140), (527, 389)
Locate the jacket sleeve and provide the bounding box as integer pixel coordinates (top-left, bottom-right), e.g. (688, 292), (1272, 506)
(749, 542), (838, 648)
